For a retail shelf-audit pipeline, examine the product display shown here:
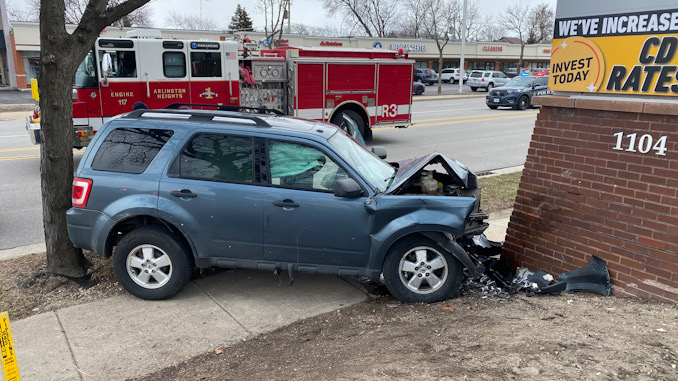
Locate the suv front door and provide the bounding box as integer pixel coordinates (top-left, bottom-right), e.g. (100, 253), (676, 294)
(261, 139), (372, 267)
(158, 131), (263, 259)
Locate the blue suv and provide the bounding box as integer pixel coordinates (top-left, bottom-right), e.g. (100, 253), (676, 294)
(67, 106), (489, 303)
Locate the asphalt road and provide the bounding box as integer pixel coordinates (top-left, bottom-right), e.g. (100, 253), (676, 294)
(0, 95), (537, 250)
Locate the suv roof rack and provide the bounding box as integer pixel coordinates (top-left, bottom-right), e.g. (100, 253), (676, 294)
(165, 103), (285, 116)
(125, 108), (274, 128)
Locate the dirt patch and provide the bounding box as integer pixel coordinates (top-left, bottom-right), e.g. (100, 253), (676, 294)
(0, 251), (124, 320)
(133, 288), (678, 381)
(1, 251), (677, 380)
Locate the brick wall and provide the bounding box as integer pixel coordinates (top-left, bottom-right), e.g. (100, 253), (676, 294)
(503, 96), (678, 303)
(10, 34), (29, 89)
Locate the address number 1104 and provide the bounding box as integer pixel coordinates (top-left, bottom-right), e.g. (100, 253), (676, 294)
(612, 132), (668, 156)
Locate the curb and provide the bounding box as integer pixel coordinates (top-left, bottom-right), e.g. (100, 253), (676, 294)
(413, 94), (486, 102)
(0, 103), (36, 112)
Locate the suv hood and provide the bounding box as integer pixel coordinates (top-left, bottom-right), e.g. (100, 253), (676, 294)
(386, 152), (477, 193)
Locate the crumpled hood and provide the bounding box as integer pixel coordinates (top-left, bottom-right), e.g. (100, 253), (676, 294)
(385, 152), (478, 193)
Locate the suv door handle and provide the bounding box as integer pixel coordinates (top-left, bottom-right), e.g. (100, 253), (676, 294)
(171, 189), (197, 198)
(273, 199), (299, 208)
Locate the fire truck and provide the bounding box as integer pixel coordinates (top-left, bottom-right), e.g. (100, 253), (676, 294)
(26, 32), (415, 147)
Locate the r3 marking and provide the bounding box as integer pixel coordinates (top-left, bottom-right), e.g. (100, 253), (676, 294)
(381, 104), (397, 118)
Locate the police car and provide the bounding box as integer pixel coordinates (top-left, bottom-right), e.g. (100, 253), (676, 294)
(486, 76), (550, 110)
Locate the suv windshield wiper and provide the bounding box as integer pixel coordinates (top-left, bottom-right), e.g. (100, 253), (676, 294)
(384, 169), (398, 189)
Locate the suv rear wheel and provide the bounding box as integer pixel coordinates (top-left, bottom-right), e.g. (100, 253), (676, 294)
(113, 226), (193, 300)
(382, 236), (463, 303)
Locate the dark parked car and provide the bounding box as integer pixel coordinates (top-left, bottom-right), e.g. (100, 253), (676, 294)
(66, 106), (490, 303)
(414, 68), (438, 85)
(413, 81), (425, 95)
(486, 75), (550, 110)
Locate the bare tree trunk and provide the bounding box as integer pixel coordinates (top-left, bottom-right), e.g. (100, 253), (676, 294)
(39, 0), (151, 278)
(39, 1), (87, 278)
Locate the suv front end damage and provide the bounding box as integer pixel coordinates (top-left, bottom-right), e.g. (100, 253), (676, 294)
(385, 152), (489, 238)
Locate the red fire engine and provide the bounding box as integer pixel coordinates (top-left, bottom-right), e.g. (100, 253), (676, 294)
(26, 33), (415, 147)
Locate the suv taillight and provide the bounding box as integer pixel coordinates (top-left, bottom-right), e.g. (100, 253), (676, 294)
(72, 177), (93, 208)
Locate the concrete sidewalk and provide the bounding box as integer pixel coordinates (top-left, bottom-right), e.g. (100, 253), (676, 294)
(4, 210), (512, 381)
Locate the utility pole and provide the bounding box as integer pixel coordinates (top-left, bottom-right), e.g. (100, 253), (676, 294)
(458, 0), (467, 94)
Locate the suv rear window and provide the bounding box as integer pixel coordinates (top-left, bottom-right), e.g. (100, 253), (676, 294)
(470, 72), (482, 78)
(91, 128), (173, 174)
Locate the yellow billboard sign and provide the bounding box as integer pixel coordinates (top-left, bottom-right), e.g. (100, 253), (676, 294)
(550, 7), (678, 96)
(0, 311), (20, 381)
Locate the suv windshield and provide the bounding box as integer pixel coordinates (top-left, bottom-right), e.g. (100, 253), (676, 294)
(328, 131), (396, 192)
(505, 76), (535, 87)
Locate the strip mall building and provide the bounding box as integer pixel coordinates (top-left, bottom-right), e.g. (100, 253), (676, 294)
(2, 21), (552, 89)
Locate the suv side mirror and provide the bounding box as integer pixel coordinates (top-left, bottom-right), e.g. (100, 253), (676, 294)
(371, 146), (387, 159)
(334, 178), (363, 198)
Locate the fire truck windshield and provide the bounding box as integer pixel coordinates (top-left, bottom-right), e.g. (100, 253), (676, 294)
(74, 50), (97, 88)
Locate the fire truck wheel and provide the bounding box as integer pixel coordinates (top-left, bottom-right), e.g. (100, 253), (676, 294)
(331, 110), (366, 139)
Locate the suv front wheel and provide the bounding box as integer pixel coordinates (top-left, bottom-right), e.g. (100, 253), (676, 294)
(113, 226), (193, 300)
(382, 235), (464, 303)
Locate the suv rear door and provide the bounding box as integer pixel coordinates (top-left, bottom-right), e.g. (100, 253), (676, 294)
(158, 130), (264, 259)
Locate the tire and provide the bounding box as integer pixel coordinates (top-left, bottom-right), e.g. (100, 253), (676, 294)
(486, 83), (493, 91)
(415, 86), (424, 95)
(487, 105), (499, 109)
(331, 109), (367, 140)
(470, 87), (477, 92)
(382, 235), (464, 303)
(516, 95), (530, 110)
(113, 226), (193, 300)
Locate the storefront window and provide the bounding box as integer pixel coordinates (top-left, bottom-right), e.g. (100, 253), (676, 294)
(432, 61), (460, 72)
(23, 51), (41, 87)
(468, 61), (495, 70)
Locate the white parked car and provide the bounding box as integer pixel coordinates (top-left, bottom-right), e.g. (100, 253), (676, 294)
(439, 68), (467, 84)
(467, 70), (510, 91)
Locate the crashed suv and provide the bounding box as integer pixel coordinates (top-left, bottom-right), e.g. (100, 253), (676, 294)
(67, 106), (489, 303)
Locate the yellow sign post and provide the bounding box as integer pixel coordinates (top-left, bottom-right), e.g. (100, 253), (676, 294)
(0, 311), (20, 381)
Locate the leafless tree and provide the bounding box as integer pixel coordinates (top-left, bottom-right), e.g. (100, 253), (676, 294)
(38, 0), (150, 278)
(446, 0), (483, 40)
(256, 0), (290, 46)
(9, 0), (151, 26)
(475, 17), (505, 42)
(399, 0), (427, 38)
(323, 0), (399, 37)
(499, 0), (530, 68)
(290, 23), (342, 37)
(165, 11), (219, 30)
(420, 0), (454, 95)
(527, 2), (554, 44)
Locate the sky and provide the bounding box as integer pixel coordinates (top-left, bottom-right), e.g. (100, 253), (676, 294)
(147, 0), (559, 33)
(6, 0), (558, 35)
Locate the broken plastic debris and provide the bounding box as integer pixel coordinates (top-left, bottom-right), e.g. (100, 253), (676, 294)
(215, 349), (224, 355)
(442, 306), (454, 311)
(656, 328), (667, 333)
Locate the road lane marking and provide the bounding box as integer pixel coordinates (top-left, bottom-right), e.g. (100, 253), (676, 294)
(0, 147), (39, 152)
(374, 113), (538, 130)
(414, 111), (538, 123)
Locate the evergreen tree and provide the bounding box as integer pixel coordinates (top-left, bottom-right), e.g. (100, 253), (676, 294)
(229, 4), (253, 32)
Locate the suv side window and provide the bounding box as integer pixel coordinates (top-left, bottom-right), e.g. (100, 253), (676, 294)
(535, 77), (548, 86)
(91, 128), (173, 174)
(178, 133), (253, 182)
(268, 140), (348, 191)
